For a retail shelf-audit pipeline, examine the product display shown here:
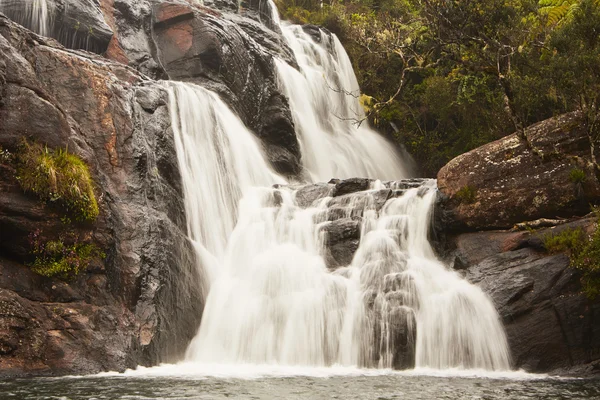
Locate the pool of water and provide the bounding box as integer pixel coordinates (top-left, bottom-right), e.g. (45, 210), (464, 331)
(2, 365), (599, 400)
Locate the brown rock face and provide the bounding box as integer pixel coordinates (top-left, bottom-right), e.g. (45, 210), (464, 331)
(0, 15), (202, 377)
(437, 112), (600, 230)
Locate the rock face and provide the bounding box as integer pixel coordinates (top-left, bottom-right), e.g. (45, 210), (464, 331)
(151, 1), (301, 175)
(450, 218), (600, 373)
(0, 0), (114, 53)
(438, 112), (600, 231)
(0, 14), (202, 376)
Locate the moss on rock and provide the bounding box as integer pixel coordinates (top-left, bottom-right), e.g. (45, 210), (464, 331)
(15, 140), (99, 222)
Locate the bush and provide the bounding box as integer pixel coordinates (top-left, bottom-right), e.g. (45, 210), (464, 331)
(29, 229), (104, 280)
(543, 227), (586, 253)
(543, 216), (600, 299)
(16, 141), (99, 222)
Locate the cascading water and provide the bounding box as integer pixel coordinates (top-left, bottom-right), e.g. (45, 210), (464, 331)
(0, 0), (50, 37)
(274, 23), (411, 182)
(167, 82), (285, 287)
(183, 177), (510, 369)
(165, 3), (511, 372)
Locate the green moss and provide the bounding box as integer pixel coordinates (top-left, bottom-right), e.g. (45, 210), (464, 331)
(569, 168), (586, 184)
(16, 141), (99, 222)
(29, 229), (104, 280)
(455, 185), (477, 204)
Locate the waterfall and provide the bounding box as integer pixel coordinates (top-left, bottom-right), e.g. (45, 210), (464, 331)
(0, 0), (50, 37)
(167, 82), (285, 287)
(183, 177), (510, 369)
(274, 24), (411, 182)
(163, 4), (510, 371)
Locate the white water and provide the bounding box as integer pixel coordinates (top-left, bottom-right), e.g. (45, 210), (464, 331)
(275, 24), (410, 181)
(0, 0), (50, 36)
(163, 4), (510, 373)
(167, 82), (285, 288)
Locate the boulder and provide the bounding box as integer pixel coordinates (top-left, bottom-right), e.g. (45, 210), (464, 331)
(438, 112), (600, 231)
(331, 177), (371, 197)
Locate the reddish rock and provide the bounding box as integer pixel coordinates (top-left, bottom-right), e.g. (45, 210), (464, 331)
(154, 3), (195, 25)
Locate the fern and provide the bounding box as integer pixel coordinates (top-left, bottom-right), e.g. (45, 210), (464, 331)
(539, 0), (600, 26)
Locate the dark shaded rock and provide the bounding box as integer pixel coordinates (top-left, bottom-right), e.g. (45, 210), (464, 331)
(331, 178), (371, 197)
(326, 239), (360, 269)
(322, 218), (360, 245)
(457, 218), (600, 373)
(295, 183), (332, 208)
(438, 112), (600, 231)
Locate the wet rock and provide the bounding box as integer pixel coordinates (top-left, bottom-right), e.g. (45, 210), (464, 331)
(331, 178), (371, 197)
(326, 239), (360, 269)
(327, 189), (392, 212)
(151, 1), (301, 175)
(438, 112), (600, 230)
(322, 218), (361, 245)
(458, 218), (600, 373)
(0, 15), (202, 376)
(294, 183), (332, 208)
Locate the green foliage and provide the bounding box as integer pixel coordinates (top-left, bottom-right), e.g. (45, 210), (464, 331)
(543, 211), (600, 298)
(16, 140), (99, 222)
(28, 229), (104, 280)
(543, 227), (586, 253)
(539, 0), (600, 26)
(455, 185), (477, 204)
(570, 168), (586, 184)
(277, 0), (600, 176)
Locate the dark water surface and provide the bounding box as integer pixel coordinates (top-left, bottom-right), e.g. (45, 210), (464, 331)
(2, 366), (600, 400)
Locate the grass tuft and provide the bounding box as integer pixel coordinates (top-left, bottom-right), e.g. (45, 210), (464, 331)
(16, 140), (99, 222)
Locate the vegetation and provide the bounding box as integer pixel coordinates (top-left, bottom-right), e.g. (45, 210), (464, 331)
(569, 168), (586, 184)
(276, 0), (600, 175)
(543, 214), (600, 299)
(455, 185), (477, 204)
(15, 140), (99, 222)
(29, 229), (104, 280)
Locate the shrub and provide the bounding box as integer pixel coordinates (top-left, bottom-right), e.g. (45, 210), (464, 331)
(16, 141), (99, 222)
(569, 168), (586, 184)
(455, 185), (477, 204)
(543, 215), (600, 299)
(28, 229), (104, 280)
(543, 227), (586, 254)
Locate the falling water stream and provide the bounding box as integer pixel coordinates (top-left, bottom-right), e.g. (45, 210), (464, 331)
(164, 2), (511, 372)
(0, 0), (50, 37)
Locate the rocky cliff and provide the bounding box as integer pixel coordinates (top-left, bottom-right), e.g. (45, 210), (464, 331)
(0, 11), (203, 376)
(438, 113), (600, 374)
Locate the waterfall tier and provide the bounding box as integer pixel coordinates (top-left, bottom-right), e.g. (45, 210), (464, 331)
(163, 2), (511, 370)
(182, 178), (510, 369)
